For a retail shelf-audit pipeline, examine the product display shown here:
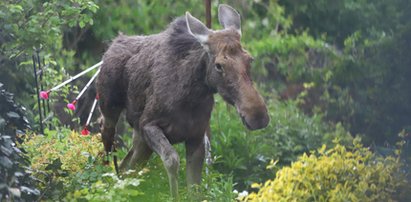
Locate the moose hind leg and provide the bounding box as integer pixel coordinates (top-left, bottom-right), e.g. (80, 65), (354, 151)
(142, 124), (180, 200)
(120, 128), (153, 171)
(99, 107), (122, 161)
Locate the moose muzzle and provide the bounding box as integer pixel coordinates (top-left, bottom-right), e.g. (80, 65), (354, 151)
(236, 90), (269, 130)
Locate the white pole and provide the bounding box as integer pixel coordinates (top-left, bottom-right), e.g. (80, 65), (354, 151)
(75, 68), (100, 101)
(204, 133), (212, 189)
(86, 97), (99, 126)
(50, 61), (102, 92)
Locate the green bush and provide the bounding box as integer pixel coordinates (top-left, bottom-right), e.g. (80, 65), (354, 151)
(321, 26), (411, 144)
(244, 138), (408, 202)
(20, 130), (108, 200)
(210, 96), (352, 190)
(22, 131), (101, 174)
(66, 172), (143, 202)
(279, 0), (408, 45)
(271, 0), (411, 145)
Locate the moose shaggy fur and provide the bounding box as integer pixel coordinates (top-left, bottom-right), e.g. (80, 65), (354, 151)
(96, 4), (269, 199)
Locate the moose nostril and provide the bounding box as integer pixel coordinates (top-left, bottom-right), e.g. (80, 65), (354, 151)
(255, 112), (269, 129)
(260, 113), (270, 128)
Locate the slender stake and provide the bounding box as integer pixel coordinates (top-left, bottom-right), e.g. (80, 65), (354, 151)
(43, 57), (51, 129)
(204, 0), (211, 28)
(85, 96), (99, 126)
(32, 55), (44, 134)
(75, 68), (100, 101)
(204, 134), (212, 171)
(36, 51), (48, 129)
(50, 61), (103, 92)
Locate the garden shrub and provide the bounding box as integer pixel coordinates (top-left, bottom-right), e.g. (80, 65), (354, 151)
(22, 131), (101, 173)
(268, 0), (411, 145)
(210, 96), (352, 190)
(20, 130), (106, 200)
(66, 172), (143, 202)
(321, 26), (411, 145)
(244, 138), (408, 202)
(279, 0), (408, 46)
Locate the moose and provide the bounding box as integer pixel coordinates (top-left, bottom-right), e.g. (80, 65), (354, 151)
(96, 4), (269, 199)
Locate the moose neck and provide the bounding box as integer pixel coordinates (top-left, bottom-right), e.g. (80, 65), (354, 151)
(166, 17), (217, 100)
(203, 52), (218, 94)
(182, 49), (216, 99)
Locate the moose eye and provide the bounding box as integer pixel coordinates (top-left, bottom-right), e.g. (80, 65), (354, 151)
(215, 63), (223, 72)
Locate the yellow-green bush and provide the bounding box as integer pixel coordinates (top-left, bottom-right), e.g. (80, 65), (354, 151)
(244, 139), (408, 202)
(22, 131), (102, 173)
(20, 130), (106, 200)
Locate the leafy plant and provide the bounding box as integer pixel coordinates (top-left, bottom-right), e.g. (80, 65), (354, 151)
(0, 0), (99, 118)
(244, 138), (409, 201)
(279, 0), (409, 45)
(320, 25), (411, 144)
(200, 171), (237, 202)
(67, 172), (143, 202)
(20, 130), (104, 200)
(210, 95), (352, 190)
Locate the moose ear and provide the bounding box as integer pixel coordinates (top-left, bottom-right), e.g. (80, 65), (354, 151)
(186, 12), (211, 44)
(218, 4), (241, 35)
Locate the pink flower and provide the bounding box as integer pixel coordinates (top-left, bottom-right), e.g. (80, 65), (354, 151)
(40, 91), (49, 99)
(67, 101), (76, 111)
(81, 127), (90, 136)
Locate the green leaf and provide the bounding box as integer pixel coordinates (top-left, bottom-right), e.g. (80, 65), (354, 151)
(79, 21), (85, 28)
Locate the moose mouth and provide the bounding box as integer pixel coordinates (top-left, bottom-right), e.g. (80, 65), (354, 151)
(236, 105), (269, 130)
(236, 107), (266, 130)
(236, 106), (250, 129)
(240, 114), (253, 130)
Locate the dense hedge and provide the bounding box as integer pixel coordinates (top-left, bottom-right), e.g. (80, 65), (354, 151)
(0, 83), (39, 201)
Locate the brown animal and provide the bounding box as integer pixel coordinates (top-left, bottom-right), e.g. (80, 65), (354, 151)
(96, 4), (269, 199)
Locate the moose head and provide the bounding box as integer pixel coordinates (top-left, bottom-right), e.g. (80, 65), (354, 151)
(186, 4), (269, 130)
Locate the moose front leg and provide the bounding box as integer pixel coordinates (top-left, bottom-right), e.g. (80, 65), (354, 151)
(142, 124), (180, 200)
(185, 138), (205, 187)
